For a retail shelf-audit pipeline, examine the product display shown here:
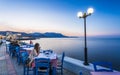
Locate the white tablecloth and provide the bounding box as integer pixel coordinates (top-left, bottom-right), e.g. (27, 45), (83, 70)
(33, 52), (57, 67)
(22, 47), (34, 51)
(35, 53), (57, 60)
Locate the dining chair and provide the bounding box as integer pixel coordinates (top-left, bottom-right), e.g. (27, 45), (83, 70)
(9, 44), (16, 57)
(21, 51), (28, 75)
(15, 46), (20, 64)
(52, 67), (57, 75)
(92, 62), (113, 72)
(35, 58), (50, 75)
(21, 51), (34, 75)
(79, 71), (82, 75)
(17, 48), (27, 65)
(6, 44), (9, 53)
(57, 52), (65, 75)
(8, 44), (12, 55)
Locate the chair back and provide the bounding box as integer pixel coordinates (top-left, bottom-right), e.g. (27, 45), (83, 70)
(79, 71), (82, 75)
(15, 46), (20, 52)
(35, 58), (50, 75)
(9, 44), (15, 51)
(15, 46), (20, 54)
(35, 58), (50, 68)
(56, 52), (65, 75)
(92, 62), (113, 72)
(21, 52), (29, 63)
(61, 52), (65, 66)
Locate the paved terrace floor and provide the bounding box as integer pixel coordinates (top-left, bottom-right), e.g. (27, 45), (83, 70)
(0, 43), (77, 75)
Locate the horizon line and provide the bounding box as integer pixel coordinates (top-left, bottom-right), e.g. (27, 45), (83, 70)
(0, 30), (120, 37)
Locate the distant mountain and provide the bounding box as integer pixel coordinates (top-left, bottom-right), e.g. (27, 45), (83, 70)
(43, 32), (67, 38)
(0, 31), (6, 36)
(30, 32), (45, 37)
(0, 31), (68, 38)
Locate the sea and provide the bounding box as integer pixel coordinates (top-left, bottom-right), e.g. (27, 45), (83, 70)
(24, 37), (120, 71)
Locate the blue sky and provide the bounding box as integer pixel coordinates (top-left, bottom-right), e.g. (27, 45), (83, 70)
(0, 0), (120, 36)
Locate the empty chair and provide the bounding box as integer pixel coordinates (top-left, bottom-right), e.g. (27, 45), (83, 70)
(79, 71), (82, 75)
(35, 58), (50, 75)
(6, 43), (10, 53)
(21, 51), (33, 75)
(9, 44), (16, 57)
(17, 48), (27, 65)
(21, 52), (28, 75)
(57, 52), (65, 75)
(21, 52), (29, 64)
(92, 62), (113, 72)
(15, 46), (20, 64)
(8, 44), (12, 55)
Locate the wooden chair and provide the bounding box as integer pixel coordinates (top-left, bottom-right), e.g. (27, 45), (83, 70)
(57, 52), (65, 75)
(35, 58), (50, 75)
(21, 51), (34, 75)
(92, 62), (113, 72)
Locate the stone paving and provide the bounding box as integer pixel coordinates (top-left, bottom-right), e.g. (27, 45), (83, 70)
(0, 43), (8, 75)
(0, 43), (77, 75)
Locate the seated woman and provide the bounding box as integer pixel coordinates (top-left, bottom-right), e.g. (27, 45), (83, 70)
(28, 43), (40, 67)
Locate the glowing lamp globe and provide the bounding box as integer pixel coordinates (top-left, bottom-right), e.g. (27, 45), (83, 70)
(87, 8), (94, 14)
(77, 12), (83, 18)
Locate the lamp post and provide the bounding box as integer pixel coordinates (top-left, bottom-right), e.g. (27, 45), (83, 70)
(77, 8), (94, 65)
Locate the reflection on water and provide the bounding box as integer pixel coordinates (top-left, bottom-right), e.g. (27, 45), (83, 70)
(26, 38), (120, 71)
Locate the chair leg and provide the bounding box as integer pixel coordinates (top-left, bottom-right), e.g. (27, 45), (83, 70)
(36, 68), (38, 75)
(16, 56), (18, 62)
(27, 67), (29, 75)
(18, 57), (20, 65)
(79, 72), (82, 75)
(52, 67), (56, 75)
(33, 67), (36, 75)
(23, 65), (26, 75)
(61, 68), (63, 75)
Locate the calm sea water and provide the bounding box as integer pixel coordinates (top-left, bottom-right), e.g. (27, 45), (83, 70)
(25, 38), (120, 71)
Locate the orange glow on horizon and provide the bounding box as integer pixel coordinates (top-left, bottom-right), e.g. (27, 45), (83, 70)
(1, 23), (119, 37)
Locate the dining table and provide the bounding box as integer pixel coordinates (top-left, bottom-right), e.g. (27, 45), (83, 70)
(33, 51), (57, 67)
(32, 50), (57, 75)
(91, 72), (120, 75)
(21, 46), (34, 53)
(22, 47), (34, 51)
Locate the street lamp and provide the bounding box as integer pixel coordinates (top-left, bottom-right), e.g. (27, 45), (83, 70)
(77, 8), (94, 65)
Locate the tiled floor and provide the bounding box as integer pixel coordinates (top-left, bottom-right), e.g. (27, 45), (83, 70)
(0, 44), (8, 75)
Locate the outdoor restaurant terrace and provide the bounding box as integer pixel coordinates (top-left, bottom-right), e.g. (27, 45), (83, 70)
(0, 40), (76, 75)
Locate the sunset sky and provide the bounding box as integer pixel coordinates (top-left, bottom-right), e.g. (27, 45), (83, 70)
(0, 0), (120, 36)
